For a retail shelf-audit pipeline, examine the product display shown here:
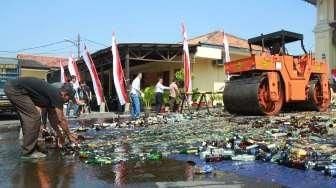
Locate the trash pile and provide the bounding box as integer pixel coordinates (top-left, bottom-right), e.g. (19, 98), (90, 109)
(43, 110), (336, 178)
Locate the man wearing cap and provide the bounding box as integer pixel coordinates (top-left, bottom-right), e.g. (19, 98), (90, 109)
(4, 77), (79, 159)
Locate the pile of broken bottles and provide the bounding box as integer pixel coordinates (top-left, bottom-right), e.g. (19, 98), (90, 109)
(54, 110), (336, 177)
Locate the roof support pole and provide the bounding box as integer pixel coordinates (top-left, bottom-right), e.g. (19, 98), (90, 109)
(125, 47), (130, 88)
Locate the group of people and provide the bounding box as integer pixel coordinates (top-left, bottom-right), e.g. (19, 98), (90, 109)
(65, 75), (92, 117)
(4, 73), (178, 158)
(130, 72), (180, 119)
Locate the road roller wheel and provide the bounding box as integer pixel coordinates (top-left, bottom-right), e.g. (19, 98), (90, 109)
(223, 74), (284, 115)
(257, 75), (284, 115)
(309, 80), (331, 112)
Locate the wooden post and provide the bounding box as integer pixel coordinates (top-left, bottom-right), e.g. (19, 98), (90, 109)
(108, 68), (112, 95)
(125, 47), (130, 87)
(196, 92), (210, 114)
(125, 47), (131, 113)
(100, 66), (106, 112)
(179, 93), (191, 114)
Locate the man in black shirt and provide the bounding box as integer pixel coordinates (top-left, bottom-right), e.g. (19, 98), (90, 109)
(4, 77), (79, 158)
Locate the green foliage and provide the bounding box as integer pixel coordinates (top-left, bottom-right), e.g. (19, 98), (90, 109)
(215, 93), (223, 102)
(175, 69), (195, 89)
(211, 93), (223, 106)
(175, 70), (184, 82)
(191, 88), (200, 102)
(142, 86), (155, 108)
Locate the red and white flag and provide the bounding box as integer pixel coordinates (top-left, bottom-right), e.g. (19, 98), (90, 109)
(181, 23), (192, 94)
(223, 30), (230, 63)
(82, 46), (104, 105)
(59, 60), (66, 83)
(111, 33), (128, 105)
(67, 56), (81, 88)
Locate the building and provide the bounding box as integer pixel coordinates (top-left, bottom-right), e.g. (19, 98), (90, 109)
(74, 31), (255, 95)
(187, 31), (260, 91)
(305, 0), (336, 69)
(46, 30), (258, 110)
(17, 54), (67, 80)
(67, 30), (259, 111)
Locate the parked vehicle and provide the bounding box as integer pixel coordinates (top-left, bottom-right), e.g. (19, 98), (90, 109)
(0, 57), (20, 112)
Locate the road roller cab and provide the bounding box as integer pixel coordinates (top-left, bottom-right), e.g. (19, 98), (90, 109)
(223, 30), (331, 115)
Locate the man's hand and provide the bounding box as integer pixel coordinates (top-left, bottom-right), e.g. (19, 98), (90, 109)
(57, 135), (65, 148)
(68, 132), (79, 144)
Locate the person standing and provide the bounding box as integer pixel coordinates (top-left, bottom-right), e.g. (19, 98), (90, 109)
(130, 73), (143, 119)
(75, 82), (86, 116)
(66, 75), (79, 117)
(82, 81), (92, 113)
(169, 79), (180, 112)
(4, 77), (79, 158)
(155, 78), (170, 114)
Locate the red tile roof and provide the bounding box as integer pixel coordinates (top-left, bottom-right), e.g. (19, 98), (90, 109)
(188, 30), (261, 50)
(17, 54), (68, 68)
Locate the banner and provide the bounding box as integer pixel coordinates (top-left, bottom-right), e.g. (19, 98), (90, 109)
(59, 60), (66, 83)
(67, 56), (80, 88)
(82, 46), (104, 105)
(111, 33), (128, 105)
(223, 30), (231, 63)
(181, 23), (192, 94)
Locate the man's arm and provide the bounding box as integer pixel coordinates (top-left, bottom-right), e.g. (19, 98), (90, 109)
(160, 83), (170, 90)
(54, 107), (78, 143)
(47, 108), (66, 147)
(47, 108), (63, 137)
(174, 84), (180, 95)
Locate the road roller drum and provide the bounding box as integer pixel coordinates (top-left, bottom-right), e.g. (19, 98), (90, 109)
(223, 30), (331, 116)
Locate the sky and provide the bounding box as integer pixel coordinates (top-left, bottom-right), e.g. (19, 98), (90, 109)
(0, 0), (316, 57)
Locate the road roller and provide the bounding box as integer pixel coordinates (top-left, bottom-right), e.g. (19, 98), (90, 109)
(223, 30), (331, 115)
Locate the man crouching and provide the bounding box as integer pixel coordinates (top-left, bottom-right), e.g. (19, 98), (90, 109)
(5, 77), (79, 159)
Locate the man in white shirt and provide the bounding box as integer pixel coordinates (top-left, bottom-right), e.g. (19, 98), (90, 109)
(155, 78), (170, 113)
(130, 73), (143, 119)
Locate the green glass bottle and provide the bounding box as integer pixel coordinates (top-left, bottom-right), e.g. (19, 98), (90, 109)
(148, 151), (162, 160)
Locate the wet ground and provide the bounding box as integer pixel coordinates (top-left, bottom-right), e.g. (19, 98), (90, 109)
(0, 121), (283, 188)
(1, 111), (336, 187)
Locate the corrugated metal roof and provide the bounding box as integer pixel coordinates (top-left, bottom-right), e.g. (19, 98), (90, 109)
(90, 43), (194, 58)
(19, 59), (50, 69)
(0, 57), (19, 64)
(303, 0), (316, 5)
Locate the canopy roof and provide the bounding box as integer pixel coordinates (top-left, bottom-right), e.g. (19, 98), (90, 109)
(248, 30), (304, 48)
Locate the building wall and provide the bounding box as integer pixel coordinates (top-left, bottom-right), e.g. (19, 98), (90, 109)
(21, 68), (49, 80)
(192, 54), (247, 92)
(192, 59), (225, 92)
(130, 61), (182, 87)
(314, 0), (336, 69)
(129, 53), (248, 92)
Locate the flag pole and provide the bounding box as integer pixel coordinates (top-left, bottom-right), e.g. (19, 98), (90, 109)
(104, 96), (110, 112)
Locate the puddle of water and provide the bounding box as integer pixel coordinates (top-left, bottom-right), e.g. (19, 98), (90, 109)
(172, 154), (336, 188)
(0, 124), (284, 188)
(0, 140), (282, 187)
(3, 111), (336, 188)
